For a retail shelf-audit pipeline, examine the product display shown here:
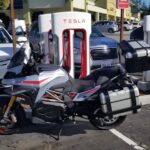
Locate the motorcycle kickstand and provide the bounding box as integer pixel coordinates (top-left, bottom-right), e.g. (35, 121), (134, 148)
(49, 119), (64, 141)
(72, 115), (76, 124)
(57, 119), (64, 140)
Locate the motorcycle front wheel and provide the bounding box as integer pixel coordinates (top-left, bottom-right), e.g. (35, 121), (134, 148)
(89, 115), (126, 130)
(0, 100), (25, 135)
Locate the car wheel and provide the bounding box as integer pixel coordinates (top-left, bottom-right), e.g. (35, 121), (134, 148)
(123, 27), (128, 31)
(108, 28), (114, 33)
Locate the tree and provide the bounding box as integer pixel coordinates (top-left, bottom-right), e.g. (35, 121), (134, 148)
(0, 0), (10, 9)
(131, 0), (150, 18)
(131, 0), (144, 9)
(136, 1), (150, 18)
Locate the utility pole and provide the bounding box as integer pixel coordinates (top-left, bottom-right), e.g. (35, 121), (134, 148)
(10, 0), (16, 54)
(117, 0), (129, 41)
(120, 9), (124, 41)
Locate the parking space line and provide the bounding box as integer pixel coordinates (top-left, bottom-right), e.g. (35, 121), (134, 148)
(139, 95), (150, 106)
(110, 129), (145, 150)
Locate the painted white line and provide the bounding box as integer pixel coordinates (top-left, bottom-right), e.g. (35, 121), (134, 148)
(139, 95), (150, 106)
(110, 129), (145, 150)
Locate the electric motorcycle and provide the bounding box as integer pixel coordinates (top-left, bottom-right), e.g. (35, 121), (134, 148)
(0, 43), (140, 138)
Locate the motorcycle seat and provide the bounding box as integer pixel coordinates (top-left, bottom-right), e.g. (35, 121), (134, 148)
(80, 64), (125, 85)
(38, 64), (61, 72)
(70, 64), (125, 92)
(71, 79), (95, 92)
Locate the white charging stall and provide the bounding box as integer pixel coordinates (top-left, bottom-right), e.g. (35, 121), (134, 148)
(52, 12), (91, 78)
(38, 14), (52, 64)
(136, 15), (150, 91)
(136, 16), (150, 106)
(143, 15), (150, 82)
(144, 15), (150, 45)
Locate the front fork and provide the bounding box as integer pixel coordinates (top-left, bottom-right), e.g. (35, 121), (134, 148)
(3, 96), (16, 118)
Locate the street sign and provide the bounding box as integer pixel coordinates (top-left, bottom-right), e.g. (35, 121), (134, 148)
(117, 0), (129, 9)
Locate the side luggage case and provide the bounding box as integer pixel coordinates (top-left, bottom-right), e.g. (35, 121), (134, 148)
(99, 85), (141, 118)
(119, 40), (150, 73)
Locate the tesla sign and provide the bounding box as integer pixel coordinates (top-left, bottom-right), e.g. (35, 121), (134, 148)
(117, 0), (129, 9)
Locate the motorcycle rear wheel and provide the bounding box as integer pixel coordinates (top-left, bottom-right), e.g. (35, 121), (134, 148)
(89, 115), (126, 130)
(0, 102), (25, 134)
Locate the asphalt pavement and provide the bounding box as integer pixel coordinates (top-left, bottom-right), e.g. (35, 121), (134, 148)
(105, 30), (131, 42)
(0, 105), (149, 150)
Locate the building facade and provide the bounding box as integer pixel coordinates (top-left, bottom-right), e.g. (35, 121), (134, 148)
(0, 0), (141, 28)
(23, 0), (108, 25)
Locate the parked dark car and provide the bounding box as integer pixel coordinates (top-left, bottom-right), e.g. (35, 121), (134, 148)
(130, 26), (144, 40)
(74, 26), (118, 73)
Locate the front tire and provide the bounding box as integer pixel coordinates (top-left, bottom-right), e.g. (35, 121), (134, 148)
(0, 102), (26, 134)
(108, 28), (114, 33)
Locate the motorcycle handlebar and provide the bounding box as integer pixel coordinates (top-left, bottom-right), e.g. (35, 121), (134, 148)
(117, 64), (126, 75)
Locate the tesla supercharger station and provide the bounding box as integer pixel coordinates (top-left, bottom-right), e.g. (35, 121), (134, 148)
(38, 14), (52, 64)
(144, 15), (150, 45)
(52, 12), (91, 78)
(137, 15), (150, 91)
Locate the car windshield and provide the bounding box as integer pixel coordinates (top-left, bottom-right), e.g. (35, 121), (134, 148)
(0, 28), (12, 43)
(91, 27), (104, 37)
(133, 23), (138, 25)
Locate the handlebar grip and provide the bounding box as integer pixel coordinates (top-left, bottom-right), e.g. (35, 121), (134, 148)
(116, 64), (126, 75)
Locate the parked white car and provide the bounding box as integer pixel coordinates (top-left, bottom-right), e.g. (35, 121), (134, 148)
(8, 19), (26, 34)
(132, 22), (141, 30)
(123, 21), (133, 31)
(0, 26), (26, 80)
(93, 21), (118, 33)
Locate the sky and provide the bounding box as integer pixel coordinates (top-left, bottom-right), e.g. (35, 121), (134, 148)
(144, 0), (150, 5)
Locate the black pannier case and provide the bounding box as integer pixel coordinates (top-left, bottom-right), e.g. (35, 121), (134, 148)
(99, 85), (141, 117)
(119, 40), (150, 73)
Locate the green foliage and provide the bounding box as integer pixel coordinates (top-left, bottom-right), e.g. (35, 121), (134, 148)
(0, 0), (10, 10)
(131, 0), (150, 18)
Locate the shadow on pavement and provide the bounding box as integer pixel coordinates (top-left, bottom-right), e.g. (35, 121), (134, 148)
(19, 118), (96, 140)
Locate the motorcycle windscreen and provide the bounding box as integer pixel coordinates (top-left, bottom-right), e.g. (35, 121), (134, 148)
(4, 42), (31, 78)
(8, 42), (30, 68)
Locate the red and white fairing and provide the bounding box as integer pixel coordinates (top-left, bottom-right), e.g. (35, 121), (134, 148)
(3, 66), (69, 103)
(3, 68), (68, 88)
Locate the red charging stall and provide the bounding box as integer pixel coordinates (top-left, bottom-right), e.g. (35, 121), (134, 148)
(52, 12), (91, 78)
